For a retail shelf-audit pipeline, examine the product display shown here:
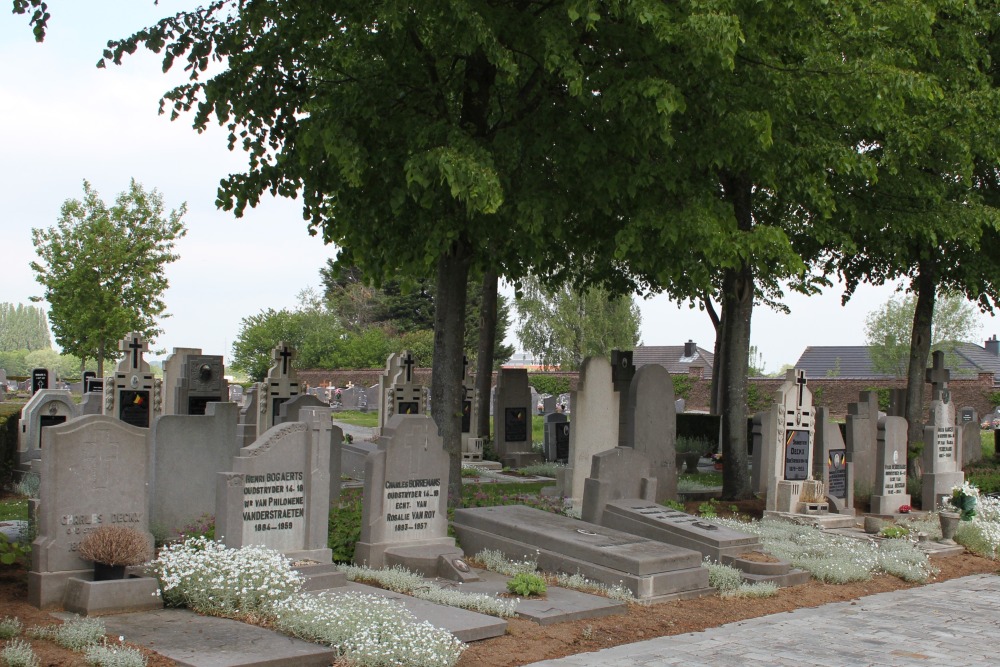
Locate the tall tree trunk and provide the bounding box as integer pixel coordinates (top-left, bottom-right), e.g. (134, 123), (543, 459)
(719, 173), (754, 500)
(704, 295), (724, 415)
(474, 268), (499, 441)
(431, 239), (473, 508)
(905, 266), (936, 478)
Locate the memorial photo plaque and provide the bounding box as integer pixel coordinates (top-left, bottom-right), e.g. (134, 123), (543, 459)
(397, 401), (419, 415)
(827, 448), (847, 499)
(505, 407), (527, 442)
(462, 400), (472, 434)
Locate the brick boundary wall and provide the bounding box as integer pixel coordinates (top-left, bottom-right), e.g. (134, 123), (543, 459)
(297, 369), (997, 421)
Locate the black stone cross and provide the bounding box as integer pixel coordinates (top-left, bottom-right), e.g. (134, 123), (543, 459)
(277, 345), (293, 375)
(402, 352), (415, 383)
(926, 350), (950, 401)
(795, 370), (808, 408)
(120, 334), (145, 369)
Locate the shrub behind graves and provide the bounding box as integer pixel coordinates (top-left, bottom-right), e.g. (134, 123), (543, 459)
(527, 375), (570, 396)
(329, 488), (363, 562)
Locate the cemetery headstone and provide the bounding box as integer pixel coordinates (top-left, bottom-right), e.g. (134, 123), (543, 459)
(257, 342), (301, 438)
(217, 407), (333, 563)
(623, 364), (677, 503)
(17, 389), (77, 470)
(871, 416), (911, 514)
(377, 351), (425, 434)
(31, 367), (52, 394)
(104, 333), (160, 429)
(921, 351), (965, 511)
(960, 406), (982, 466)
(29, 415), (155, 608)
(542, 394), (557, 416)
(813, 406), (854, 515)
(543, 412), (570, 463)
(460, 356), (485, 461)
(162, 347), (229, 416)
(150, 402), (240, 539)
(236, 384), (261, 449)
(354, 415), (474, 581)
(229, 384), (244, 403)
(764, 369), (823, 515)
(555, 356), (618, 505)
(675, 398), (686, 414)
(81, 371), (96, 395)
(611, 350), (635, 448)
(845, 391), (880, 498)
(581, 447), (657, 525)
(493, 367), (539, 468)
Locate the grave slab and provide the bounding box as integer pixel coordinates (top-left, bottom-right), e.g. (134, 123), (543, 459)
(100, 608), (336, 667)
(329, 582), (507, 642)
(436, 570), (626, 626)
(452, 505), (711, 602)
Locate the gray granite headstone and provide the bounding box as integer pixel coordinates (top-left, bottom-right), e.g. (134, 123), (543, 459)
(813, 406), (854, 515)
(150, 402), (240, 539)
(870, 416), (911, 515)
(845, 391), (880, 498)
(17, 389), (77, 470)
(581, 447), (657, 525)
(493, 368), (538, 467)
(921, 351), (964, 510)
(259, 342), (301, 437)
(556, 357), (618, 505)
(764, 369), (820, 515)
(353, 415), (465, 578)
(624, 364), (677, 503)
(217, 407), (333, 563)
(275, 396), (343, 503)
(29, 415), (154, 607)
(162, 347), (228, 416)
(961, 407), (982, 466)
(105, 332), (160, 429)
(543, 412), (570, 463)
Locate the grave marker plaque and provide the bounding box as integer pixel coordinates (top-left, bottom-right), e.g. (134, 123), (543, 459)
(783, 430), (810, 481)
(827, 449), (848, 499)
(31, 368), (50, 394)
(105, 332), (160, 429)
(504, 407), (528, 442)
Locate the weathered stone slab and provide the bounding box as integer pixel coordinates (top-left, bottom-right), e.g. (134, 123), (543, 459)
(624, 364), (677, 503)
(580, 447), (656, 525)
(598, 501), (761, 560)
(452, 505), (710, 601)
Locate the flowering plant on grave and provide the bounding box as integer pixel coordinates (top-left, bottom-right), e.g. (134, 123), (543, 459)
(949, 482), (980, 521)
(711, 452), (723, 463)
(897, 504), (912, 514)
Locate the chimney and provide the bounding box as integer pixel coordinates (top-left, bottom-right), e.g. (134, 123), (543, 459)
(684, 340), (697, 357)
(987, 335), (1000, 357)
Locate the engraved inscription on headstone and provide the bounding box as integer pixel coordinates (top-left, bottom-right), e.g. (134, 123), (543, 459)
(383, 477), (441, 540)
(240, 470), (306, 545)
(936, 426), (956, 459)
(504, 407), (528, 442)
(783, 430), (809, 481)
(827, 449), (847, 499)
(882, 463), (907, 495)
(32, 368), (50, 393)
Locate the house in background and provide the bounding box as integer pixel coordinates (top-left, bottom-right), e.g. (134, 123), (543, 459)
(794, 335), (1000, 385)
(634, 340), (714, 379)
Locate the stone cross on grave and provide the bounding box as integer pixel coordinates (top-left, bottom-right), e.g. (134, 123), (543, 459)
(402, 351), (416, 384)
(794, 370), (808, 423)
(120, 334), (148, 371)
(274, 344), (295, 376)
(926, 350), (950, 402)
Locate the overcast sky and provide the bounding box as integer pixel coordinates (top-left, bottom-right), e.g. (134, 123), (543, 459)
(3, 2), (997, 374)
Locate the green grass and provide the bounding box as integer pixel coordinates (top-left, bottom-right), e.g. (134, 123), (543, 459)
(679, 472), (722, 487)
(981, 429), (995, 459)
(334, 410), (379, 428)
(0, 498), (29, 522)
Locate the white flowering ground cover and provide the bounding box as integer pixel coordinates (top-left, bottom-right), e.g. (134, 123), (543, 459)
(956, 495), (1000, 559)
(713, 518), (934, 583)
(148, 537), (464, 667)
(473, 549), (636, 602)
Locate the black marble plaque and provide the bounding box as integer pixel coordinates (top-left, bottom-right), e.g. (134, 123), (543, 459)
(505, 407), (528, 442)
(271, 396), (289, 422)
(556, 423), (570, 461)
(31, 368), (49, 393)
(398, 401), (420, 415)
(85, 378), (104, 393)
(38, 415), (66, 447)
(462, 400), (472, 434)
(783, 430), (809, 481)
(827, 448), (847, 499)
(119, 390), (150, 428)
(188, 396), (212, 416)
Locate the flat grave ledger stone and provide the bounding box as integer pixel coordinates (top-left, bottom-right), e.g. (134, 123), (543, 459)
(105, 332), (160, 429)
(18, 389), (77, 469)
(623, 363), (677, 503)
(452, 505), (711, 601)
(870, 416), (911, 515)
(150, 402), (240, 540)
(354, 415), (472, 581)
(31, 367), (51, 394)
(921, 351), (965, 510)
(217, 407), (332, 563)
(29, 415), (156, 608)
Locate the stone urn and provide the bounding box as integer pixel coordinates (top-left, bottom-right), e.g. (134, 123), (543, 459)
(682, 452), (701, 474)
(939, 511), (961, 545)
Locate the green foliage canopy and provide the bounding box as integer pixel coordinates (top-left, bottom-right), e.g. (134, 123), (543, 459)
(30, 179), (186, 375)
(0, 303), (50, 352)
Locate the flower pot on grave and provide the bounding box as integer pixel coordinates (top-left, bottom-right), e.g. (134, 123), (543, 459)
(713, 463), (724, 471)
(683, 453), (701, 474)
(93, 562), (127, 581)
(939, 511), (961, 545)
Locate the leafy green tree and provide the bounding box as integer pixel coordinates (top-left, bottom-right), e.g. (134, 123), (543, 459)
(11, 0), (49, 42)
(31, 179), (186, 376)
(865, 293), (983, 378)
(514, 275), (641, 371)
(0, 303), (51, 351)
(230, 308), (301, 382)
